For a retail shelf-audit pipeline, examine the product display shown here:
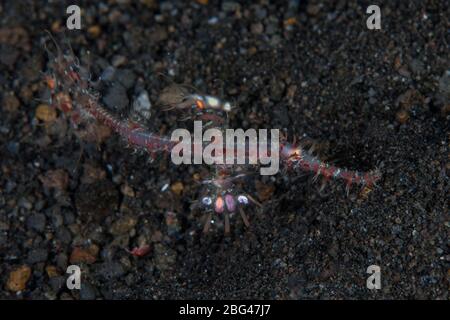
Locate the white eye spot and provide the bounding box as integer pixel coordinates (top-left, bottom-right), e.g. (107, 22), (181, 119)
(237, 195), (249, 205)
(202, 196), (212, 206)
(205, 96), (219, 108)
(223, 102), (232, 112)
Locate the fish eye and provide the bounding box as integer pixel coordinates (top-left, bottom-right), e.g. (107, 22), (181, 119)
(223, 102), (232, 112)
(237, 195), (249, 205)
(202, 196), (212, 206)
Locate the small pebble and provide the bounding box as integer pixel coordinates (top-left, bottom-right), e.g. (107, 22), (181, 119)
(132, 90), (152, 120)
(306, 4), (320, 16)
(396, 110), (410, 124)
(69, 245), (99, 264)
(35, 104), (57, 122)
(112, 55), (127, 68)
(45, 265), (59, 278)
(26, 213), (47, 232)
(87, 25), (102, 38)
(251, 23), (264, 35)
(222, 1), (240, 12)
(171, 181), (184, 196)
(6, 265), (32, 292)
(109, 216), (137, 235)
(39, 169), (69, 191)
(121, 183), (135, 197)
(80, 283), (97, 300)
(3, 93), (20, 113)
(27, 248), (48, 264)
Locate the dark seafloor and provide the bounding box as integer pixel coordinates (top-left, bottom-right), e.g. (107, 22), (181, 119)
(0, 1), (448, 299)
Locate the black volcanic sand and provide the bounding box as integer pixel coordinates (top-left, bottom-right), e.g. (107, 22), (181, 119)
(0, 1), (448, 299)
